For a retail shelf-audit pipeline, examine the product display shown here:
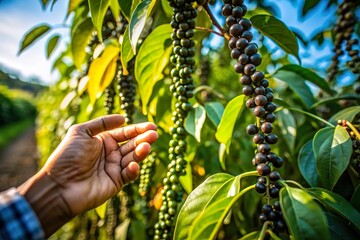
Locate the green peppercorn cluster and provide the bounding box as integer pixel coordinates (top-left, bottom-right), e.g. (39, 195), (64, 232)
(338, 120), (360, 174)
(117, 59), (136, 124)
(154, 0), (197, 239)
(222, 0), (286, 235)
(104, 83), (115, 114)
(327, 0), (359, 83)
(139, 152), (156, 200)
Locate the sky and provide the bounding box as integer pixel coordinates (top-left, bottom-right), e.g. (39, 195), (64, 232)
(0, 0), (337, 85)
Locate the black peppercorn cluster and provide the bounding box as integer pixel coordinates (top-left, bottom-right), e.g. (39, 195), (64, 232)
(117, 59), (136, 124)
(197, 56), (213, 101)
(221, 0), (286, 235)
(154, 0), (197, 239)
(338, 120), (360, 175)
(327, 0), (359, 83)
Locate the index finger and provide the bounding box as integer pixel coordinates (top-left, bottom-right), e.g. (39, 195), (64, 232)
(108, 122), (157, 143)
(79, 114), (125, 136)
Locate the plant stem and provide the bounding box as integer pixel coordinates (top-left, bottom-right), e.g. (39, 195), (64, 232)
(346, 120), (360, 139)
(284, 180), (304, 189)
(203, 3), (230, 40)
(286, 107), (335, 127)
(195, 26), (223, 37)
(258, 221), (271, 240)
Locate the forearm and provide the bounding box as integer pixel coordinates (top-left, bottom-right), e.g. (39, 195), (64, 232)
(17, 171), (73, 237)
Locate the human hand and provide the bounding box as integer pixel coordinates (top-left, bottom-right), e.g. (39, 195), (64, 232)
(18, 115), (158, 236)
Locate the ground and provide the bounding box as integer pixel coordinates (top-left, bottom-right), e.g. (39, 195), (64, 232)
(0, 127), (39, 191)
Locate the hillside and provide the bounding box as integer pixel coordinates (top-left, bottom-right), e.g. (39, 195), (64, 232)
(0, 68), (45, 95)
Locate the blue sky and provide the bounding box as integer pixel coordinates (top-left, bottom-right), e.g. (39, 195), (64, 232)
(0, 0), (337, 85)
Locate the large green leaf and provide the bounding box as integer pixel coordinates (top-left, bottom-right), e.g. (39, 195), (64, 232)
(185, 104), (206, 142)
(278, 64), (334, 95)
(313, 126), (352, 190)
(109, 0), (120, 20)
(67, 0), (83, 15)
(120, 27), (134, 74)
(280, 186), (330, 240)
(46, 34), (60, 59)
(18, 24), (51, 54)
(251, 15), (300, 62)
(329, 106), (360, 124)
(174, 173), (235, 240)
(188, 185), (254, 239)
(351, 185), (360, 212)
(119, 0), (132, 20)
(161, 0), (172, 17)
(307, 187), (360, 232)
(215, 95), (246, 152)
(129, 0), (157, 54)
(88, 0), (110, 42)
(277, 108), (296, 153)
(205, 102), (224, 127)
(273, 68), (315, 108)
(134, 24), (172, 114)
(71, 17), (94, 69)
(311, 94), (360, 109)
(325, 212), (360, 240)
(298, 140), (318, 187)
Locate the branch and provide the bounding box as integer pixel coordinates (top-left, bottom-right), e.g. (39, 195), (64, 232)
(195, 26), (223, 37)
(203, 3), (230, 40)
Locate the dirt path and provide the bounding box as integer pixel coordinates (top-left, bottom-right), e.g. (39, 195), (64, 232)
(0, 127), (39, 191)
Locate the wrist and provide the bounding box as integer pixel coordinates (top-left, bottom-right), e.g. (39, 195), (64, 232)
(17, 171), (73, 237)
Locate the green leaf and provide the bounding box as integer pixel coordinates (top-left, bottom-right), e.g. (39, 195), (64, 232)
(325, 212), (360, 240)
(67, 0), (83, 15)
(280, 186), (330, 240)
(205, 102), (224, 127)
(179, 159), (193, 194)
(302, 0), (321, 17)
(185, 104), (206, 142)
(278, 64), (334, 95)
(46, 34), (60, 58)
(251, 15), (300, 62)
(307, 187), (360, 232)
(109, 0), (120, 20)
(87, 45), (120, 104)
(119, 0), (132, 20)
(134, 24), (172, 114)
(215, 95), (246, 152)
(188, 185), (254, 239)
(313, 126), (352, 190)
(88, 0), (111, 42)
(174, 173), (235, 240)
(273, 68), (314, 108)
(18, 24), (51, 54)
(161, 0), (172, 18)
(311, 94), (360, 109)
(277, 108), (296, 152)
(71, 17), (94, 69)
(40, 0), (50, 8)
(351, 185), (360, 212)
(120, 27), (134, 74)
(298, 140), (318, 187)
(329, 106), (360, 124)
(129, 0), (157, 54)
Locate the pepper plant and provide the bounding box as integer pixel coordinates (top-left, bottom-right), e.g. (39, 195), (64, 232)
(20, 0), (360, 239)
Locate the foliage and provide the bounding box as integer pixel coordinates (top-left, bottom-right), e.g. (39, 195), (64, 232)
(20, 0), (360, 239)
